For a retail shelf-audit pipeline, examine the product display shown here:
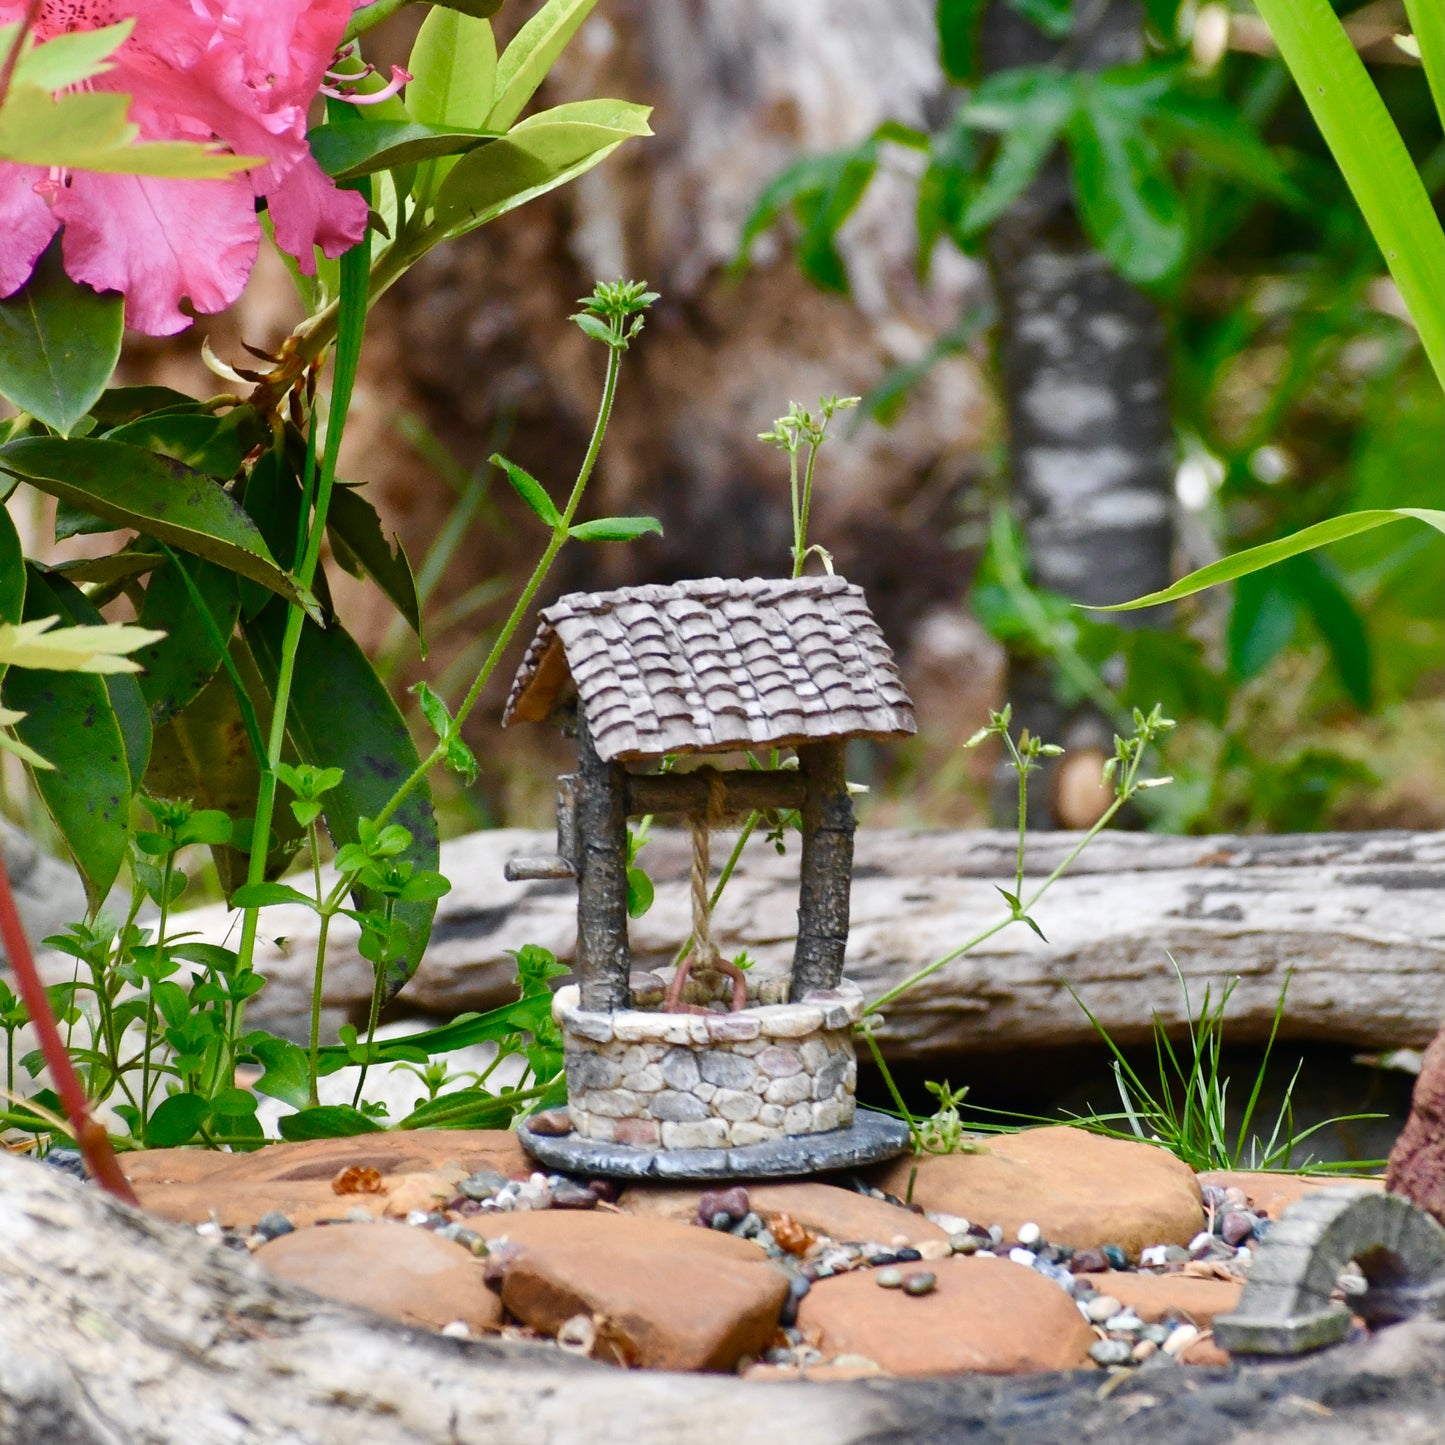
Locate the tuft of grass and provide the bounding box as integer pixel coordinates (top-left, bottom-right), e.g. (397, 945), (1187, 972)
(1064, 956), (1386, 1173)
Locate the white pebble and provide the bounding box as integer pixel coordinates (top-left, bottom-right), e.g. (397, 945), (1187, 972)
(1084, 1294), (1122, 1323)
(195, 1221), (222, 1242)
(987, 1224), (1004, 1245)
(406, 1210), (432, 1227)
(1104, 1311), (1143, 1333)
(441, 1320), (471, 1340)
(927, 1212), (971, 1234)
(1188, 1231), (1214, 1255)
(1017, 1222), (1041, 1247)
(1139, 1245), (1169, 1267)
(1235, 1245), (1252, 1262)
(1008, 1248), (1037, 1267)
(1163, 1324), (1200, 1356)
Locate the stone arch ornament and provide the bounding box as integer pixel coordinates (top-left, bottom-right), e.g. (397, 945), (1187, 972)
(1214, 1186), (1445, 1356)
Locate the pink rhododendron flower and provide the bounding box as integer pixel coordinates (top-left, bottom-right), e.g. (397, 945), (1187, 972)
(0, 1), (369, 335)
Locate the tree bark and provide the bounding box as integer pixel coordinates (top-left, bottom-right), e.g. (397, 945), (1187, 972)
(139, 828), (1445, 1064)
(980, 0), (1177, 824)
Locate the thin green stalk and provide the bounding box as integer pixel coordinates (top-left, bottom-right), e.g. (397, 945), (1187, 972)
(794, 440), (821, 579)
(371, 339), (625, 831)
(305, 819), (329, 1108)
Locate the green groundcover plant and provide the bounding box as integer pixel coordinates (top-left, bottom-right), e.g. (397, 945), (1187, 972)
(0, 0), (659, 1191)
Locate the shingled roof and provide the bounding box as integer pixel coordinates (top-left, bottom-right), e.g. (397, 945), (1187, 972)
(503, 576), (916, 763)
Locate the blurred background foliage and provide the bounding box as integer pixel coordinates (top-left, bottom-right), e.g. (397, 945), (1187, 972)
(12, 0), (1439, 852)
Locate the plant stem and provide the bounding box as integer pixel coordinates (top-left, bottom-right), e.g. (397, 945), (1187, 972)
(0, 852), (137, 1205)
(372, 338), (625, 830)
(794, 440), (820, 578)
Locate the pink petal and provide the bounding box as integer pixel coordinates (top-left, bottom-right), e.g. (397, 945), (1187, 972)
(0, 167), (61, 298)
(54, 172), (259, 336)
(264, 155), (368, 273)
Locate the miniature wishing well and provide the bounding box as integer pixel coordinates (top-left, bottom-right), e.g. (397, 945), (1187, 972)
(503, 575), (917, 1179)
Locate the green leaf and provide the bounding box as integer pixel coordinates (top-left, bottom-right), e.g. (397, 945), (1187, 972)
(308, 120), (500, 181)
(937, 0), (987, 83)
(1403, 0), (1445, 133)
(433, 99), (653, 239)
(1148, 94), (1303, 207)
(626, 866), (654, 919)
(960, 74), (1075, 235)
(104, 407), (265, 480)
(315, 995), (552, 1068)
(486, 0), (604, 131)
(244, 604), (439, 998)
(41, 570), (151, 787)
(566, 515), (663, 543)
(1252, 0), (1445, 390)
(1228, 569), (1299, 680)
(1068, 76), (1188, 283)
(325, 483), (423, 642)
(1007, 0), (1074, 40)
(0, 84), (252, 177)
(489, 453), (559, 526)
(0, 238), (122, 435)
(8, 20), (132, 92)
(277, 1105), (385, 1141)
(246, 1034), (312, 1109)
(229, 881), (317, 910)
(407, 7), (498, 203)
(3, 572), (132, 904)
(145, 1091), (210, 1147)
(135, 555), (240, 727)
(0, 437), (311, 612)
(87, 385), (199, 427)
(1091, 509), (1445, 610)
(1287, 554), (1373, 711)
(400, 1088), (517, 1130)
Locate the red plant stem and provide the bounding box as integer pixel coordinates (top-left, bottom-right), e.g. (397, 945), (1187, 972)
(0, 0), (44, 114)
(0, 851), (139, 1206)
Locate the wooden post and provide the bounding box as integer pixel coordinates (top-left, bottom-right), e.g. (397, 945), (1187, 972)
(790, 741), (855, 999)
(574, 714), (631, 1010)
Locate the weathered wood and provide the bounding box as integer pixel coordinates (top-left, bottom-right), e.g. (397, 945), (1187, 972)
(791, 742), (855, 1000)
(625, 768), (807, 818)
(5, 1153), (1445, 1445)
(574, 715), (632, 1011)
(151, 828), (1445, 1061)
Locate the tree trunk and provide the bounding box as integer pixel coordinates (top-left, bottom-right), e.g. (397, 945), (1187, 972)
(981, 0), (1177, 824)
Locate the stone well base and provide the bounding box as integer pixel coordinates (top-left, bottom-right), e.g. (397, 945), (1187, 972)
(552, 979), (867, 1151)
(519, 1106), (911, 1180)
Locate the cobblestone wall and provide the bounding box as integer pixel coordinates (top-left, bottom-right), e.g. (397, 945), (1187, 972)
(553, 980), (865, 1148)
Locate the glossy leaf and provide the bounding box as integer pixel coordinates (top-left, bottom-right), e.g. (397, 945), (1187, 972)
(0, 437), (310, 611)
(136, 555), (240, 726)
(245, 603), (439, 998)
(0, 239), (122, 435)
(407, 8), (498, 201)
(245, 1033), (312, 1109)
(3, 571), (132, 905)
(39, 551), (161, 589)
(1092, 509), (1445, 610)
(42, 570), (151, 787)
(313, 994), (553, 1068)
(1068, 77), (1188, 283)
(567, 515), (662, 543)
(486, 0), (603, 131)
(277, 1104), (385, 1140)
(308, 120), (500, 180)
(88, 385), (199, 427)
(433, 99), (653, 239)
(0, 508), (25, 634)
(1403, 0), (1445, 132)
(490, 453), (559, 526)
(104, 407), (264, 480)
(326, 483), (422, 641)
(229, 881), (317, 910)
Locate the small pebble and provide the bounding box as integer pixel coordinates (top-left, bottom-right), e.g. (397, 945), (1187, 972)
(902, 1271), (937, 1297)
(894, 1247), (923, 1264)
(1071, 1248), (1108, 1274)
(548, 1182), (596, 1210)
(1188, 1231), (1214, 1256)
(1133, 1339), (1157, 1363)
(1008, 1248), (1037, 1268)
(917, 1239), (952, 1262)
(1017, 1222), (1042, 1247)
(254, 1211), (294, 1242)
(42, 1148), (88, 1181)
(1084, 1294), (1123, 1323)
(733, 1211), (765, 1239)
(344, 1207), (374, 1223)
(1200, 1184), (1228, 1212)
(1139, 1245), (1169, 1268)
(1102, 1244), (1129, 1270)
(928, 1212), (970, 1234)
(1163, 1324), (1200, 1357)
(1089, 1339), (1134, 1367)
(527, 1108), (573, 1137)
(440, 1320), (471, 1340)
(586, 1179), (619, 1204)
(1142, 1324), (1171, 1345)
(950, 1233), (979, 1255)
(1104, 1310), (1144, 1334)
(875, 1268), (904, 1289)
(195, 1221), (222, 1241)
(459, 1170), (507, 1201)
(987, 1224), (1004, 1246)
(869, 1250), (899, 1268)
(1221, 1210), (1257, 1246)
(1164, 1245), (1191, 1263)
(698, 1186), (750, 1227)
(1222, 1186), (1249, 1209)
(1251, 1218), (1272, 1243)
(779, 1274), (811, 1327)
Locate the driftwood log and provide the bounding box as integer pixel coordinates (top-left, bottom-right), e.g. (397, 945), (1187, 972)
(142, 828), (1445, 1061)
(5, 1152), (1445, 1445)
